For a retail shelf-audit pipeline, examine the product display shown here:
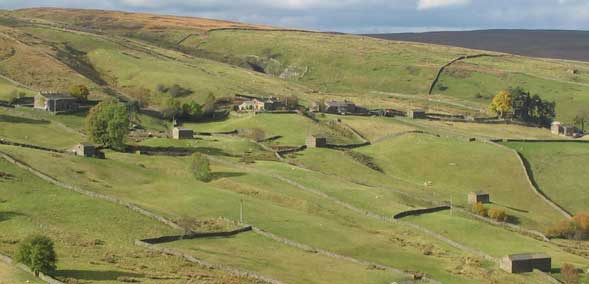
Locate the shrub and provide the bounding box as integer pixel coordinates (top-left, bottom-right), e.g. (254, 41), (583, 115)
(488, 208), (508, 222)
(69, 84), (90, 102)
(562, 263), (580, 284)
(16, 235), (57, 277)
(472, 202), (487, 217)
(547, 212), (589, 240)
(191, 153), (211, 182)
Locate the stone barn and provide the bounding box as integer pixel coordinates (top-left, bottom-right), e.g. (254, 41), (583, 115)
(34, 91), (79, 113)
(468, 192), (490, 205)
(306, 135), (327, 148)
(172, 127), (194, 140)
(500, 253), (551, 273)
(407, 109), (426, 119)
(73, 143), (96, 158)
(551, 121), (580, 137)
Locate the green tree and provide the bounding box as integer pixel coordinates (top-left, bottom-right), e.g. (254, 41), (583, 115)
(69, 85), (90, 102)
(489, 90), (513, 118)
(16, 235), (57, 277)
(86, 100), (130, 151)
(191, 153), (211, 182)
(160, 97), (182, 120)
(203, 92), (216, 116)
(182, 101), (203, 120)
(574, 111), (589, 132)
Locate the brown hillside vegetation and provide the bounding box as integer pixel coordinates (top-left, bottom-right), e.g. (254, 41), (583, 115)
(13, 8), (279, 35)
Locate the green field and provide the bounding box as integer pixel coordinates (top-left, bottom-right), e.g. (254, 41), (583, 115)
(503, 141), (589, 215)
(0, 157), (263, 284)
(165, 232), (405, 284)
(0, 261), (43, 284)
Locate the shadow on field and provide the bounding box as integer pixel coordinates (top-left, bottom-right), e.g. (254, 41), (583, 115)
(55, 270), (144, 281)
(210, 172), (246, 180)
(0, 114), (48, 124)
(0, 211), (25, 223)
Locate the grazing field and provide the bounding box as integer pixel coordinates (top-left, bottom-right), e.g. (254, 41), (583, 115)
(0, 261), (42, 284)
(0, 107), (83, 149)
(165, 232), (405, 284)
(139, 136), (275, 159)
(0, 78), (35, 102)
(0, 157), (257, 284)
(356, 134), (564, 230)
(0, 145), (544, 284)
(435, 60), (589, 123)
(404, 211), (589, 282)
(184, 113), (362, 145)
(503, 141), (589, 214)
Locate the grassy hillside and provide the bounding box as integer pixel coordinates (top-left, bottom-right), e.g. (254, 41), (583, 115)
(0, 262), (43, 284)
(503, 142), (589, 215)
(0, 157), (258, 284)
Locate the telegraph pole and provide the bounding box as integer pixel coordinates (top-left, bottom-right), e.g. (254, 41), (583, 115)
(240, 199), (244, 224)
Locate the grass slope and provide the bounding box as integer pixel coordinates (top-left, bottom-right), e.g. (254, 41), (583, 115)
(0, 261), (43, 284)
(0, 145), (536, 284)
(503, 141), (589, 215)
(0, 157), (256, 284)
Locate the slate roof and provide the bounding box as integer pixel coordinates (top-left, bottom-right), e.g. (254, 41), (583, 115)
(38, 92), (75, 100)
(506, 253), (550, 261)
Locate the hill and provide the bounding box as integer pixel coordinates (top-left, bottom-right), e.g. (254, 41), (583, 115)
(366, 29), (589, 62)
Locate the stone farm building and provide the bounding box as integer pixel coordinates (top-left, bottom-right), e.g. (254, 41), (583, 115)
(238, 97), (285, 112)
(34, 91), (79, 113)
(73, 143), (96, 158)
(500, 253), (551, 273)
(323, 100), (366, 114)
(306, 135), (327, 148)
(551, 121), (580, 137)
(172, 127), (194, 140)
(468, 192), (490, 205)
(407, 109), (426, 119)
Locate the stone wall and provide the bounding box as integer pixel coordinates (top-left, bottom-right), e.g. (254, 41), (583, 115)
(393, 206), (451, 219)
(140, 226), (253, 244)
(0, 251), (66, 284)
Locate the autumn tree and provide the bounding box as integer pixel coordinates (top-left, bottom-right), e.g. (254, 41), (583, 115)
(562, 263), (580, 284)
(16, 235), (57, 277)
(69, 85), (90, 102)
(86, 100), (130, 151)
(489, 90), (512, 118)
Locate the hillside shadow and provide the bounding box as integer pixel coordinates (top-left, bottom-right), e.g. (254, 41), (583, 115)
(0, 114), (49, 124)
(55, 270), (144, 281)
(0, 211), (25, 223)
(210, 172), (246, 180)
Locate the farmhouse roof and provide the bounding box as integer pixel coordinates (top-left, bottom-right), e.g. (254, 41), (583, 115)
(325, 100), (355, 107)
(38, 92), (75, 100)
(506, 253), (550, 261)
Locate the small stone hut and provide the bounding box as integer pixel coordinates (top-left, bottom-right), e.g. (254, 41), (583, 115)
(468, 191), (490, 205)
(500, 253), (551, 273)
(73, 143), (96, 158)
(172, 127), (194, 140)
(551, 121), (580, 137)
(306, 135), (327, 148)
(34, 91), (79, 113)
(407, 109), (426, 119)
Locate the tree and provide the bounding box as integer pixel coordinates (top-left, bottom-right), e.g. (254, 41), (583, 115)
(69, 85), (90, 102)
(488, 208), (508, 222)
(472, 202), (487, 217)
(160, 97), (182, 120)
(562, 263), (580, 284)
(182, 101), (203, 120)
(574, 111), (589, 132)
(86, 100), (130, 151)
(202, 92), (216, 116)
(191, 153), (211, 182)
(16, 235), (57, 277)
(489, 90), (512, 118)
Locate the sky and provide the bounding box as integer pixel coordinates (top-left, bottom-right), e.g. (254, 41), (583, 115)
(1, 0), (588, 33)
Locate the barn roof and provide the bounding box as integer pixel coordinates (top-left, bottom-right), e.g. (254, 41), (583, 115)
(506, 253), (550, 261)
(38, 92), (75, 100)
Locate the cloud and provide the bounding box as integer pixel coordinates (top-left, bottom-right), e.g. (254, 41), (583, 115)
(1, 0), (589, 33)
(417, 0), (470, 10)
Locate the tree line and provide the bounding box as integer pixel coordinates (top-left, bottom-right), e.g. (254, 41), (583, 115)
(489, 87), (556, 127)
